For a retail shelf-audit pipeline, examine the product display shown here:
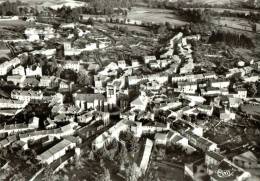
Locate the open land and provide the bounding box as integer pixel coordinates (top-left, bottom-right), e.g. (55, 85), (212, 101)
(127, 7), (188, 26)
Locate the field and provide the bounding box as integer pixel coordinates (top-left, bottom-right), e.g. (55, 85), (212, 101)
(127, 7), (188, 26)
(191, 0), (244, 5)
(254, 34), (260, 59)
(0, 49), (10, 59)
(0, 20), (29, 27)
(211, 17), (253, 31)
(106, 23), (149, 34)
(0, 19), (28, 40)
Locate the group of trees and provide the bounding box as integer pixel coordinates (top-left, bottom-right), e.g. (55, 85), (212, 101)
(180, 8), (260, 22)
(80, 0), (134, 15)
(146, 0), (260, 9)
(0, 0), (39, 16)
(56, 6), (81, 23)
(21, 53), (93, 85)
(0, 0), (21, 16)
(119, 131), (139, 152)
(178, 9), (212, 23)
(211, 10), (260, 22)
(208, 31), (255, 49)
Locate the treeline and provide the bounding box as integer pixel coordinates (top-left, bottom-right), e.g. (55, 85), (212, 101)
(0, 0), (21, 16)
(181, 8), (260, 22)
(179, 8), (260, 26)
(0, 0), (39, 16)
(79, 0), (134, 15)
(208, 10), (260, 22)
(208, 31), (255, 49)
(178, 9), (212, 23)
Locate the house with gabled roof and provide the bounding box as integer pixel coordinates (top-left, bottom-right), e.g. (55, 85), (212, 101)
(197, 104), (214, 116)
(183, 130), (218, 152)
(233, 151), (260, 169)
(92, 119), (130, 151)
(11, 90), (43, 103)
(0, 98), (29, 109)
(7, 75), (25, 86)
(210, 159), (251, 181)
(130, 92), (149, 111)
(205, 151), (225, 174)
(36, 139), (76, 164)
(12, 65), (25, 76)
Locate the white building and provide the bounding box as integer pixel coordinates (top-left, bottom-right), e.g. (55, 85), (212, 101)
(24, 28), (40, 42)
(7, 75), (25, 86)
(137, 139), (153, 175)
(92, 120), (130, 150)
(211, 79), (230, 89)
(74, 93), (105, 111)
(64, 61), (80, 72)
(26, 66), (42, 77)
(39, 76), (58, 88)
(154, 133), (167, 145)
(117, 60), (127, 69)
(233, 151), (260, 169)
(175, 82), (197, 94)
(12, 65), (25, 75)
(131, 92), (149, 111)
(0, 98), (29, 109)
(106, 83), (117, 110)
(143, 56), (156, 64)
(0, 58), (20, 76)
(210, 159), (251, 181)
(11, 90), (43, 103)
(197, 105), (214, 116)
(37, 139), (76, 164)
(131, 60), (140, 67)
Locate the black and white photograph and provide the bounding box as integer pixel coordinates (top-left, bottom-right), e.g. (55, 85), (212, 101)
(0, 0), (259, 180)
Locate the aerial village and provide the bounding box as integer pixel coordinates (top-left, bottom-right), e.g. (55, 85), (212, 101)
(0, 0), (260, 181)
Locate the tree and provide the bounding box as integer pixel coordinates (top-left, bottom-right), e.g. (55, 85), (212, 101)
(60, 69), (77, 81)
(77, 71), (93, 86)
(119, 131), (138, 153)
(43, 166), (54, 181)
(99, 159), (111, 181)
(126, 162), (139, 181)
(87, 17), (94, 25)
(157, 23), (168, 35)
(245, 83), (257, 97)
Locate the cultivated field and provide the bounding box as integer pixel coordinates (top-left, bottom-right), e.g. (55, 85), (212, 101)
(0, 49), (10, 59)
(106, 23), (149, 34)
(0, 20), (28, 27)
(211, 17), (254, 32)
(127, 7), (188, 26)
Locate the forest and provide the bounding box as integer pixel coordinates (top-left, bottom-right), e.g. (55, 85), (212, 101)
(79, 0), (134, 15)
(178, 9), (212, 23)
(208, 31), (255, 49)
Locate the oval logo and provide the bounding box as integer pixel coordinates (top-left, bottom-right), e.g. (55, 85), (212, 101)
(216, 169), (234, 178)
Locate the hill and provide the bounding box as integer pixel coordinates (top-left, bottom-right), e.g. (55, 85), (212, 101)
(0, 0), (87, 9)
